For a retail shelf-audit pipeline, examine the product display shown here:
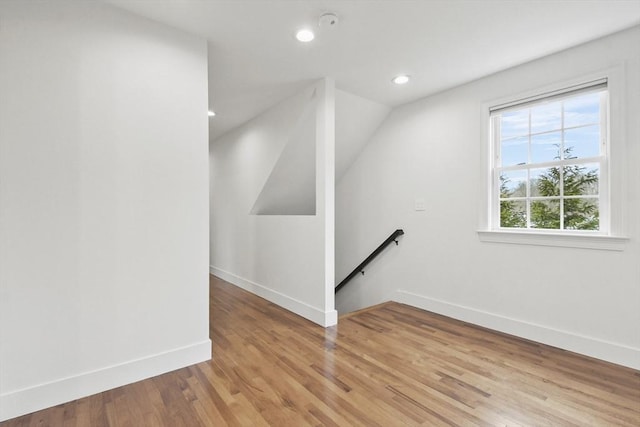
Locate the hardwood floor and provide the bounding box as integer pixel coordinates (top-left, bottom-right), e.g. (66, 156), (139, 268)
(3, 275), (640, 426)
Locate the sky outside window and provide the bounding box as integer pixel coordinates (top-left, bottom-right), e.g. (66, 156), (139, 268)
(499, 92), (601, 166)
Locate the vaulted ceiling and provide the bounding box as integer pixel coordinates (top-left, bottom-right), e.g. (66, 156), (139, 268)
(106, 0), (640, 140)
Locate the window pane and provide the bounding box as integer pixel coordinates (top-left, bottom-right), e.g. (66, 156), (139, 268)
(500, 200), (526, 228)
(531, 101), (561, 133)
(491, 85), (608, 234)
(530, 199), (560, 229)
(500, 170), (527, 198)
(500, 109), (528, 139)
(564, 198), (599, 230)
(564, 125), (600, 159)
(563, 163), (599, 196)
(564, 92), (600, 128)
(531, 131), (561, 163)
(501, 136), (528, 166)
(530, 167), (560, 197)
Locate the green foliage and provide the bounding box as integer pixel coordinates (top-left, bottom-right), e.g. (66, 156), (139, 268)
(500, 146), (599, 230)
(530, 200), (560, 229)
(499, 175), (526, 228)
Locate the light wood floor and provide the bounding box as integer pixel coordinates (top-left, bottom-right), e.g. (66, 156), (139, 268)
(3, 275), (640, 426)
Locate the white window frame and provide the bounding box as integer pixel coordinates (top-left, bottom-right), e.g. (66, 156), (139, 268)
(478, 68), (629, 251)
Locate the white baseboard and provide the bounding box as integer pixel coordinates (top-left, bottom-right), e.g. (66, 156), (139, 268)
(394, 290), (640, 370)
(0, 340), (212, 422)
(210, 266), (337, 327)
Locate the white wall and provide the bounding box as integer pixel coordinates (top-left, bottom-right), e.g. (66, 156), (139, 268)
(335, 90), (390, 183)
(336, 26), (640, 369)
(0, 2), (211, 420)
(210, 79), (337, 326)
(250, 93), (317, 215)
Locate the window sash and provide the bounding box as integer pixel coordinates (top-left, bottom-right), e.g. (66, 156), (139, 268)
(490, 82), (609, 233)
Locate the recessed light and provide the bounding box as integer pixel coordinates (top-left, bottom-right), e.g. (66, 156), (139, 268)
(295, 29), (315, 42)
(208, 111), (216, 117)
(392, 75), (410, 85)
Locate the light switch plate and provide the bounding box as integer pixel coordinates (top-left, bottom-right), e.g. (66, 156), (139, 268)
(414, 198), (426, 211)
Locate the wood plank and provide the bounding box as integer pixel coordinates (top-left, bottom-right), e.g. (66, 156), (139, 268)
(2, 274), (639, 426)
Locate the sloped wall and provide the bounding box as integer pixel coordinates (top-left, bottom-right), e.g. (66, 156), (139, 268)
(210, 79), (337, 326)
(250, 93), (317, 215)
(336, 26), (640, 369)
(335, 90), (390, 183)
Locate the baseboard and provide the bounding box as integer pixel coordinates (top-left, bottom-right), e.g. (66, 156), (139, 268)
(394, 290), (640, 370)
(0, 339), (212, 422)
(210, 266), (337, 327)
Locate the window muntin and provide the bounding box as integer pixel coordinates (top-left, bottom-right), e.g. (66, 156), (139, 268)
(491, 83), (608, 232)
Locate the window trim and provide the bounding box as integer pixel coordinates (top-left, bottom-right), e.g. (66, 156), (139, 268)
(477, 230), (628, 251)
(478, 66), (629, 250)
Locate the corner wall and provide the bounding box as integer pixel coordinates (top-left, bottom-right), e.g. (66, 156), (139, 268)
(210, 79), (337, 327)
(0, 2), (211, 420)
(336, 26), (640, 369)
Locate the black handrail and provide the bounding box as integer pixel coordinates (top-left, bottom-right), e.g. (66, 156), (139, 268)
(335, 229), (404, 293)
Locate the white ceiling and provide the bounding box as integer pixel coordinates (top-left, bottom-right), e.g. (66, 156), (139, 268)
(106, 0), (640, 140)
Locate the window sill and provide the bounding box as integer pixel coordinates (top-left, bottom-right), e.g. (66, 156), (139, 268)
(477, 230), (629, 251)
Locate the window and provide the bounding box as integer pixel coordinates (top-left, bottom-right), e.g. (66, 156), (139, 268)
(490, 80), (608, 233)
